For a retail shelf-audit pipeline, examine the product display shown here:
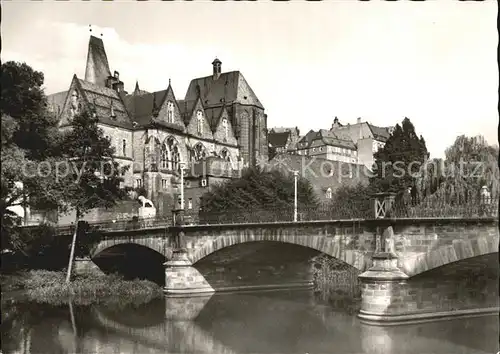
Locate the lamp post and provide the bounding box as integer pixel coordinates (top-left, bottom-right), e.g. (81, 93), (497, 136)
(293, 170), (298, 222)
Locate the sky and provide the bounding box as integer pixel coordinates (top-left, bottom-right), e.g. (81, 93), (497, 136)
(2, 1), (498, 158)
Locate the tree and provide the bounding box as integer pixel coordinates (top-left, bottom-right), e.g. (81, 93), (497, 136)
(199, 167), (318, 222)
(56, 109), (129, 281)
(1, 61), (60, 160)
(369, 117), (429, 203)
(1, 62), (63, 254)
(327, 183), (374, 219)
(419, 135), (499, 204)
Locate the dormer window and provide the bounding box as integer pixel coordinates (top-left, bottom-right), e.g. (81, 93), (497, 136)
(167, 101), (174, 123)
(196, 110), (203, 134)
(222, 118), (228, 139)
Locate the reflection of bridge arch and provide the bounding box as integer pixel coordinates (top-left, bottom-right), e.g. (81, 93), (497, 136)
(92, 305), (237, 354)
(188, 234), (368, 271)
(401, 234), (499, 277)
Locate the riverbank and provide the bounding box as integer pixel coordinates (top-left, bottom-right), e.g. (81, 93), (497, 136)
(1, 270), (164, 306)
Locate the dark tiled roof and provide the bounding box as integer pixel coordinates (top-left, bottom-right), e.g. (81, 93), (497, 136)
(78, 79), (133, 129)
(203, 106), (225, 132)
(268, 131), (290, 148)
(177, 99), (198, 125)
(184, 71), (264, 109)
(123, 89), (168, 126)
(47, 90), (68, 116)
(368, 124), (391, 141)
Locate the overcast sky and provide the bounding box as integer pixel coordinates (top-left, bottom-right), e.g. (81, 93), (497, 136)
(3, 1), (498, 158)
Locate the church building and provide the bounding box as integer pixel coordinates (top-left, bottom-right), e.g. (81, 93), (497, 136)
(48, 35), (269, 218)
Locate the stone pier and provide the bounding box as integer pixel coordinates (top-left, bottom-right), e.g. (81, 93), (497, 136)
(164, 209), (215, 296)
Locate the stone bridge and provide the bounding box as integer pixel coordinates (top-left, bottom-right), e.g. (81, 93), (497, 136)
(78, 216), (498, 324)
(89, 218), (498, 277)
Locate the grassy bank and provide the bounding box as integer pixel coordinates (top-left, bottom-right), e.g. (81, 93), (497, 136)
(311, 255), (361, 314)
(1, 270), (163, 307)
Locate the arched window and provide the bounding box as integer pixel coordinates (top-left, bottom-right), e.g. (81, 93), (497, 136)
(167, 101), (174, 123)
(160, 144), (168, 169)
(326, 188), (332, 199)
(193, 143), (207, 162)
(222, 118), (229, 140)
(166, 137), (180, 170)
(172, 145), (180, 171)
(196, 110), (203, 134)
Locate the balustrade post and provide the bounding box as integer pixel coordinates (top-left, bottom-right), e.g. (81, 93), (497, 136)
(358, 192), (409, 323)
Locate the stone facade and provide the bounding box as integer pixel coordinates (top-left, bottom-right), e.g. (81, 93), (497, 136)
(48, 35), (269, 219)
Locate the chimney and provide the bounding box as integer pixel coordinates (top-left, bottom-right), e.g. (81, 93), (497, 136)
(212, 58), (222, 80)
(357, 117), (361, 124)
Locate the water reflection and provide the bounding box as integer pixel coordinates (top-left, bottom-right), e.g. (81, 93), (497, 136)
(2, 290), (498, 354)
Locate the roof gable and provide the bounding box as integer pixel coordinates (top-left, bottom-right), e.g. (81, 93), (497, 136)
(185, 97), (214, 140)
(58, 76), (82, 128)
(213, 107), (237, 145)
(151, 84), (186, 131)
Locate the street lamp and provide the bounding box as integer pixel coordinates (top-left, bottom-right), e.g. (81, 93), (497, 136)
(293, 170), (298, 222)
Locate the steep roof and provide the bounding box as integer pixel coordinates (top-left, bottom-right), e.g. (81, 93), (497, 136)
(184, 71), (264, 109)
(78, 78), (133, 129)
(84, 36), (112, 87)
(47, 90), (68, 116)
(203, 105), (226, 132)
(367, 123), (391, 141)
(268, 131), (290, 148)
(123, 89), (168, 126)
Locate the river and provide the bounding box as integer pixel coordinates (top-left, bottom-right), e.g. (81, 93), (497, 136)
(1, 289), (498, 354)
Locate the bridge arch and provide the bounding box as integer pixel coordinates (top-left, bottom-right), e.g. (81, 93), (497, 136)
(91, 237), (171, 259)
(188, 234), (368, 271)
(401, 234), (499, 277)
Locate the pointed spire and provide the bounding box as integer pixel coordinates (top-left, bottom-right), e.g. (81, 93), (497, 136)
(84, 34), (112, 87)
(133, 80), (141, 95)
(168, 78), (171, 87)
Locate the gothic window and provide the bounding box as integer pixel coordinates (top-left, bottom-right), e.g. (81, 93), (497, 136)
(222, 118), (229, 140)
(160, 144), (168, 169)
(172, 146), (180, 171)
(193, 143), (207, 162)
(196, 110), (203, 134)
(326, 188), (332, 199)
(167, 101), (174, 123)
(166, 137), (180, 171)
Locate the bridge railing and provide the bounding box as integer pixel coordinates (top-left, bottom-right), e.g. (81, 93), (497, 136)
(54, 215), (173, 236)
(51, 196), (498, 233)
